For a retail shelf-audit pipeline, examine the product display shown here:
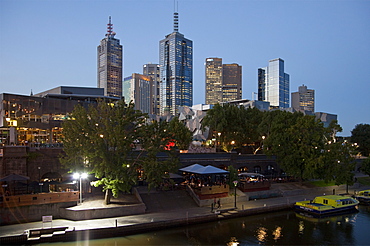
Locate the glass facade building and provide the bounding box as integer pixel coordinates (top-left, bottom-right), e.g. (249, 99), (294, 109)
(0, 91), (118, 145)
(97, 17), (123, 98)
(258, 58), (289, 108)
(123, 74), (153, 114)
(159, 12), (193, 115)
(143, 64), (160, 115)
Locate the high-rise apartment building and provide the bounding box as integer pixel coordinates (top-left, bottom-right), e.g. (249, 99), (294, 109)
(123, 73), (153, 114)
(97, 17), (123, 98)
(159, 12), (193, 115)
(205, 58), (223, 105)
(258, 58), (289, 108)
(291, 84), (315, 112)
(143, 63), (160, 115)
(222, 63), (242, 102)
(205, 58), (242, 105)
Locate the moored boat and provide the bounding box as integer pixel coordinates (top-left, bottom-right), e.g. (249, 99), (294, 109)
(353, 190), (370, 205)
(294, 195), (359, 216)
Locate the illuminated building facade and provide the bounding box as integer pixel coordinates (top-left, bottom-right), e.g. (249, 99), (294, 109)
(159, 12), (193, 115)
(291, 84), (315, 112)
(205, 58), (242, 105)
(97, 17), (123, 98)
(143, 64), (160, 114)
(123, 74), (153, 114)
(0, 88), (117, 146)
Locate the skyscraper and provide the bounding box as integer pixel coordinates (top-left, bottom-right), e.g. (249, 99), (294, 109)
(291, 84), (315, 112)
(205, 58), (223, 105)
(258, 58), (289, 108)
(143, 63), (160, 115)
(222, 63), (242, 102)
(97, 17), (123, 98)
(205, 58), (242, 105)
(159, 12), (193, 115)
(123, 73), (153, 114)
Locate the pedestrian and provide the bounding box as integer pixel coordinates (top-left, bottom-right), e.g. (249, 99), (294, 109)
(217, 199), (221, 208)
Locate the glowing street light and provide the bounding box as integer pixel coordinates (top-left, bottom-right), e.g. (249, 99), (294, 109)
(73, 172), (88, 204)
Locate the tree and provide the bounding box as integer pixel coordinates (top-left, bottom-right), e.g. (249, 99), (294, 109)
(138, 120), (180, 191)
(351, 124), (370, 156)
(263, 111), (326, 183)
(202, 104), (262, 152)
(167, 117), (193, 150)
(361, 157), (370, 176)
(61, 100), (146, 204)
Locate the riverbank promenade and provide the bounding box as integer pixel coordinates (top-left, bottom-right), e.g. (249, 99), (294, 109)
(1, 178), (369, 242)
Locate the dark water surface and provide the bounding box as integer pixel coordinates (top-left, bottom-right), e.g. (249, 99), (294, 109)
(40, 205), (370, 246)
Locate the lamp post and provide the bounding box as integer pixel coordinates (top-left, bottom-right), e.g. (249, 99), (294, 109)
(233, 180), (238, 209)
(38, 166), (43, 193)
(73, 173), (88, 204)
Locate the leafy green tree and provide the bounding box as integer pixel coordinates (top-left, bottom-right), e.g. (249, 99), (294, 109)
(61, 100), (146, 204)
(168, 117), (193, 150)
(351, 123), (370, 156)
(138, 120), (179, 191)
(318, 141), (356, 189)
(202, 104), (262, 152)
(360, 157), (370, 176)
(263, 111), (326, 183)
(227, 165), (238, 186)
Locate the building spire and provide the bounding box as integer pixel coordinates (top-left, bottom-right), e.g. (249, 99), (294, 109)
(106, 16), (116, 37)
(173, 1), (179, 32)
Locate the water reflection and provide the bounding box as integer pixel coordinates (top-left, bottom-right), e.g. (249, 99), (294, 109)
(42, 206), (370, 245)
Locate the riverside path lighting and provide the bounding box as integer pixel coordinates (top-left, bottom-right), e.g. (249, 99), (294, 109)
(73, 172), (88, 204)
(233, 180), (238, 209)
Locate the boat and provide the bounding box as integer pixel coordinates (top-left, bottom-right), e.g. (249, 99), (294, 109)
(294, 195), (359, 216)
(353, 190), (370, 205)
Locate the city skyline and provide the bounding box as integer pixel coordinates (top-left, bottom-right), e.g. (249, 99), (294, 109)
(1, 0), (369, 136)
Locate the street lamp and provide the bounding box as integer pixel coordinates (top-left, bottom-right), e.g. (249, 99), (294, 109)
(73, 172), (88, 204)
(217, 132), (221, 152)
(233, 180), (238, 209)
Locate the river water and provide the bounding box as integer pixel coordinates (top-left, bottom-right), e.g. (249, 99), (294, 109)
(42, 205), (370, 246)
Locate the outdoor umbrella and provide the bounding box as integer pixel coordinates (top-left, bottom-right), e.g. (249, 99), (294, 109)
(0, 173), (30, 195)
(0, 173), (30, 182)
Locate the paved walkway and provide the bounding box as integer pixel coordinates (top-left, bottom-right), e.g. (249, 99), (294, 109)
(0, 181), (369, 238)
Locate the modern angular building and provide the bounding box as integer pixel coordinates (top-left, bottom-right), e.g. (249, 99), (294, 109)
(97, 17), (123, 98)
(159, 12), (193, 115)
(291, 84), (315, 112)
(258, 58), (289, 108)
(143, 63), (160, 115)
(123, 74), (154, 114)
(205, 58), (242, 105)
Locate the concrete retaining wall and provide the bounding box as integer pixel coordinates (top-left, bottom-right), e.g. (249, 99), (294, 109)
(0, 202), (76, 226)
(59, 203), (146, 221)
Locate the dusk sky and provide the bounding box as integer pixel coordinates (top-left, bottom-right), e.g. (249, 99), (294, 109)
(1, 0), (369, 136)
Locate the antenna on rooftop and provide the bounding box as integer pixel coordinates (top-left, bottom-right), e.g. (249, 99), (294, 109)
(173, 1), (179, 32)
(106, 16), (115, 37)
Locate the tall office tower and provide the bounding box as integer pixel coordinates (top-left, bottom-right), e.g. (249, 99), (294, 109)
(123, 73), (153, 114)
(159, 12), (193, 115)
(143, 63), (160, 115)
(291, 84), (315, 112)
(205, 58), (223, 105)
(97, 17), (123, 98)
(222, 63), (242, 102)
(205, 58), (242, 104)
(258, 58), (289, 108)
